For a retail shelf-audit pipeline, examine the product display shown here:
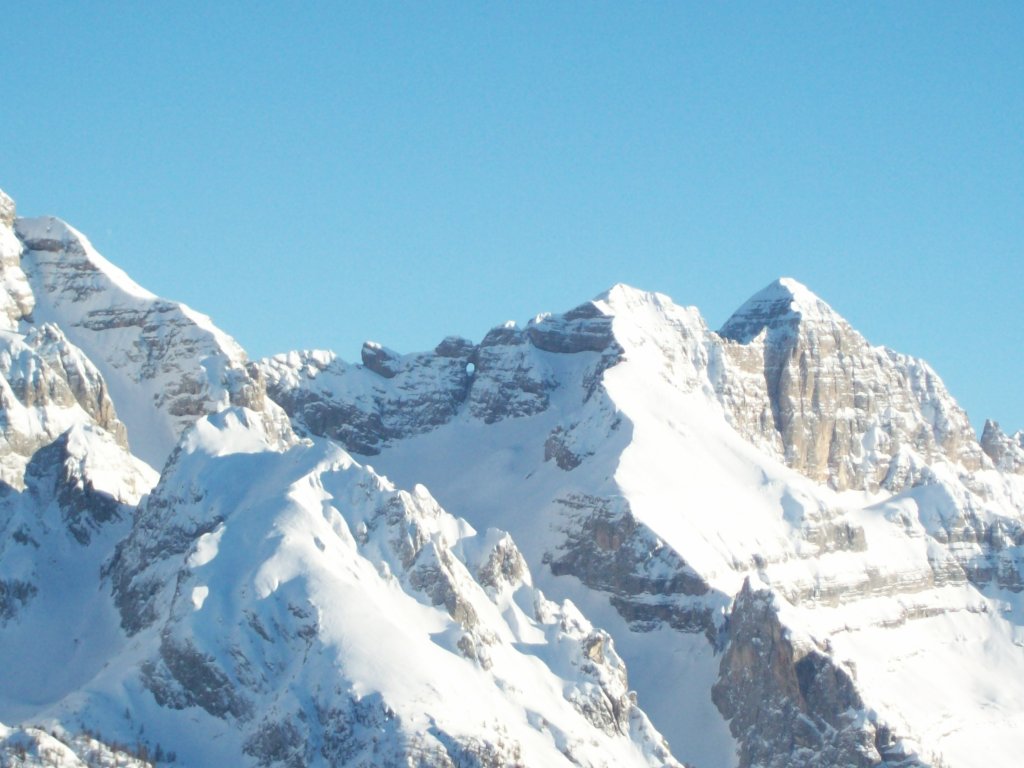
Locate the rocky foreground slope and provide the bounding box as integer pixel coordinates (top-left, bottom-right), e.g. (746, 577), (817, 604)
(2, 186), (1023, 767)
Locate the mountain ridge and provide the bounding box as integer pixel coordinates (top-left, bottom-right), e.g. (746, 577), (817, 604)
(1, 187), (1022, 767)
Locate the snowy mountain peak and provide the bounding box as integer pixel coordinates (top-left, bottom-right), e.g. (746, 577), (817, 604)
(5, 185), (1023, 768)
(713, 276), (983, 490)
(774, 274), (815, 299)
(596, 281), (710, 318)
(719, 276), (844, 343)
(593, 282), (667, 309)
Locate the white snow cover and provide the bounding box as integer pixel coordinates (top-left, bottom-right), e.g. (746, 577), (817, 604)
(44, 408), (677, 767)
(0, 721), (153, 767)
(0, 420), (156, 718)
(278, 281), (1024, 768)
(3, 186), (1023, 768)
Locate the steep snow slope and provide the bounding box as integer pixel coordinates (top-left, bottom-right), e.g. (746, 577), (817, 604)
(263, 281), (1024, 768)
(41, 407), (677, 767)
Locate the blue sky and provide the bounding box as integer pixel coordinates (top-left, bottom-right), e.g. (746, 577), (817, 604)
(2, 3), (1021, 430)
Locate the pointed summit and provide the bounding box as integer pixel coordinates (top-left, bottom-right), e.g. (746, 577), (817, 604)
(713, 276), (981, 489)
(591, 282), (706, 333)
(593, 282), (667, 308)
(590, 283), (693, 325)
(719, 277), (846, 344)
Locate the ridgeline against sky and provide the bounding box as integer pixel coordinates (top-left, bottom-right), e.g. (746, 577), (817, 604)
(1, 3), (1020, 430)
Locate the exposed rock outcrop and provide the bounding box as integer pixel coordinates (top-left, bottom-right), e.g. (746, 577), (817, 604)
(980, 419), (1024, 474)
(15, 215), (293, 468)
(718, 278), (983, 491)
(549, 493), (719, 638)
(712, 581), (925, 768)
(260, 305), (620, 456)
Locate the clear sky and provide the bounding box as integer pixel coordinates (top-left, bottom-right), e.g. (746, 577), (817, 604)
(2, 3), (1021, 431)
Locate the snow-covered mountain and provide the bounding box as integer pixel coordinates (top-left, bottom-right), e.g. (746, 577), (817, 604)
(262, 287), (1024, 768)
(0, 190), (679, 767)
(2, 185), (1023, 767)
(14, 213), (291, 470)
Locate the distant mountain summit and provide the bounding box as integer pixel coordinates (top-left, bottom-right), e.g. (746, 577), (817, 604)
(718, 276), (983, 490)
(719, 276), (837, 340)
(1, 187), (1022, 768)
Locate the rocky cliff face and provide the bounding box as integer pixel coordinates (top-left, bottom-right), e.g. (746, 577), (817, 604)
(0, 325), (129, 489)
(260, 303), (620, 456)
(15, 215), (292, 469)
(717, 278), (983, 492)
(712, 581), (923, 768)
(0, 203), (126, 490)
(261, 341), (475, 455)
